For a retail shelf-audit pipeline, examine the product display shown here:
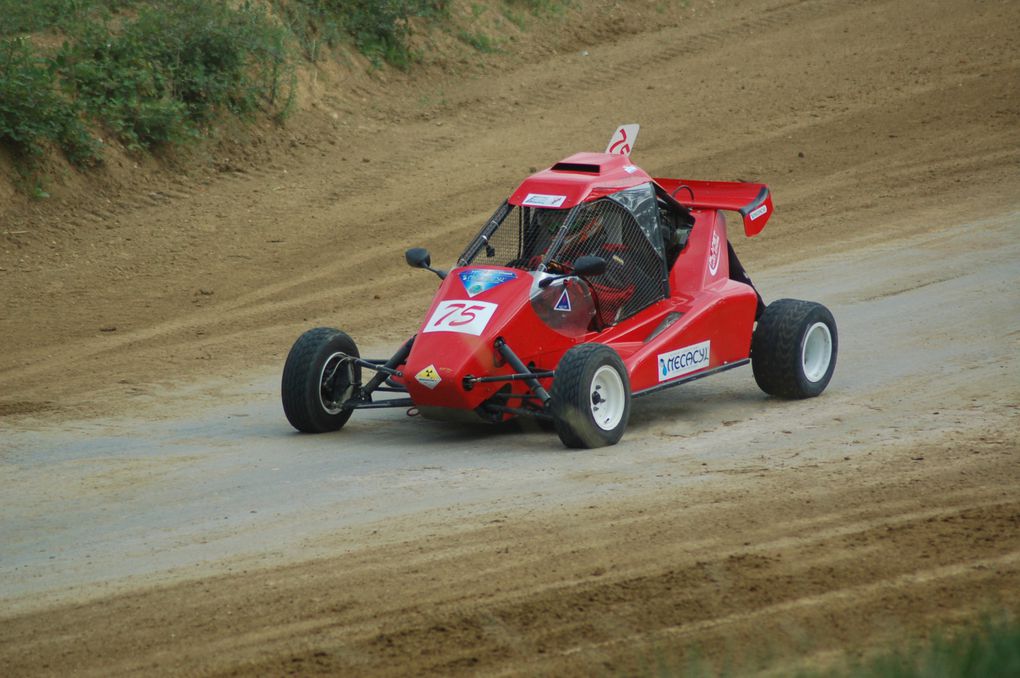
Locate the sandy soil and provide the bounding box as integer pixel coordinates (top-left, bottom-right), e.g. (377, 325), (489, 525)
(1, 0), (1018, 674)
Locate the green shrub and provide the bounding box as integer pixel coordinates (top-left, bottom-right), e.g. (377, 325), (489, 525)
(0, 37), (99, 164)
(503, 0), (570, 17)
(834, 614), (1020, 678)
(55, 1), (291, 150)
(347, 0), (447, 68)
(272, 0), (347, 61)
(0, 0), (140, 36)
(275, 0), (449, 68)
(457, 29), (498, 53)
(1, 0), (490, 185)
(639, 613), (1020, 678)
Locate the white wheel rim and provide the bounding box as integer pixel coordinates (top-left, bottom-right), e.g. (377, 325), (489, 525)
(590, 365), (626, 431)
(801, 322), (833, 383)
(319, 352), (349, 414)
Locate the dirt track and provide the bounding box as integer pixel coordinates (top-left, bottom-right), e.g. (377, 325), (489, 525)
(1, 0), (1019, 674)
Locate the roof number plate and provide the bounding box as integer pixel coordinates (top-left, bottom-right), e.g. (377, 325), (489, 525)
(522, 193), (566, 208)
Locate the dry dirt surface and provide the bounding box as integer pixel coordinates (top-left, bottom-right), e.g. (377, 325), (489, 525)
(1, 0), (1019, 675)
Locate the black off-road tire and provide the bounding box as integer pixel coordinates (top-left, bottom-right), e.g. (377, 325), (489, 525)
(751, 299), (837, 399)
(550, 344), (631, 448)
(281, 328), (361, 433)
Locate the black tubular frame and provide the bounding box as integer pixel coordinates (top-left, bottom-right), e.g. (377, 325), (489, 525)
(463, 371), (555, 389)
(493, 337), (552, 404)
(334, 333), (749, 419)
(334, 334), (556, 418)
(484, 403), (554, 421)
(340, 336), (416, 411)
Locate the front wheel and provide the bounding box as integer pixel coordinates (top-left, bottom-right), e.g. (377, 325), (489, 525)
(281, 328), (361, 433)
(751, 299), (837, 398)
(550, 344), (631, 448)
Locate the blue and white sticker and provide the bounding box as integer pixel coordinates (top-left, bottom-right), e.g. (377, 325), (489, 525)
(658, 340), (711, 382)
(554, 289), (572, 312)
(458, 269), (517, 297)
(749, 204), (768, 221)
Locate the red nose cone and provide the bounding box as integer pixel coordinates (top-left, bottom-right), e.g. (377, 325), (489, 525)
(402, 266), (575, 411)
(403, 333), (496, 409)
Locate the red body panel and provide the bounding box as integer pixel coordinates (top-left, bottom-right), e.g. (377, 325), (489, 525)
(402, 272), (574, 410)
(395, 155), (767, 418)
(508, 153), (652, 209)
(598, 209), (757, 393)
(654, 177), (773, 237)
(402, 209), (757, 414)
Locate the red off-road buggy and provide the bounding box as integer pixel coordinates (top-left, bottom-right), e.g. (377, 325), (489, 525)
(282, 126), (837, 448)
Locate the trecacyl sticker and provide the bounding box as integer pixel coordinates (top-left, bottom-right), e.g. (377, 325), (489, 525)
(415, 364), (442, 389)
(658, 340), (711, 382)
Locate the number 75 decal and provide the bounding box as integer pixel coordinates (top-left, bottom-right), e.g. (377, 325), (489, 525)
(423, 300), (499, 336)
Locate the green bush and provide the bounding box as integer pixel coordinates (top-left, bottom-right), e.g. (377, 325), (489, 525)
(0, 37), (99, 164)
(1, 0), (508, 183)
(55, 1), (291, 150)
(833, 614), (1020, 678)
(272, 0), (347, 61)
(347, 0), (448, 68)
(275, 0), (449, 68)
(457, 29), (498, 53)
(0, 0), (139, 36)
(503, 0), (570, 18)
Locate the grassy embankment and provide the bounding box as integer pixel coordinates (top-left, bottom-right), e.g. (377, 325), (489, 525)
(801, 613), (1020, 678)
(655, 613), (1020, 677)
(0, 0), (558, 191)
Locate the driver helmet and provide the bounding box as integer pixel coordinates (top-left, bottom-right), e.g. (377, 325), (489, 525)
(532, 208), (568, 235)
(561, 203), (607, 250)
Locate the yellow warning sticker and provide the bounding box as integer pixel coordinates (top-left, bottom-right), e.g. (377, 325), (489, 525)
(415, 364), (442, 390)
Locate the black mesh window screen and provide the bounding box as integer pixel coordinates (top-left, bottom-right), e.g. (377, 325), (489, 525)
(462, 206), (569, 269)
(459, 196), (667, 327)
(550, 199), (668, 327)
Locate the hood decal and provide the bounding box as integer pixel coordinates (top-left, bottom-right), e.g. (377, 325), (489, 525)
(459, 269), (517, 297)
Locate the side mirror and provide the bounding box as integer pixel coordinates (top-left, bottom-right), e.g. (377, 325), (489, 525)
(404, 247), (447, 280)
(405, 247), (431, 269)
(573, 255), (607, 277)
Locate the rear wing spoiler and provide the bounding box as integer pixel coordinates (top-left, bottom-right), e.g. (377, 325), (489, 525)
(654, 178), (773, 237)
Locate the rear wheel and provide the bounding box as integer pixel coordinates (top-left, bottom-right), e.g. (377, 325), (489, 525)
(282, 328), (361, 433)
(551, 344), (631, 448)
(751, 299), (837, 398)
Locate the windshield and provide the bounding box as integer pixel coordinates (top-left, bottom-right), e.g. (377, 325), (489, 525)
(460, 184), (663, 272)
(459, 183), (670, 326)
(458, 202), (571, 271)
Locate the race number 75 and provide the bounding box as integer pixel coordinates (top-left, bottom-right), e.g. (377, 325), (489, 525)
(423, 300), (499, 336)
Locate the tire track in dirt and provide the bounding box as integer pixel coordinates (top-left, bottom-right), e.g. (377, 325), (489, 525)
(3, 0), (1018, 419)
(1, 1), (1018, 673)
(2, 432), (1015, 677)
